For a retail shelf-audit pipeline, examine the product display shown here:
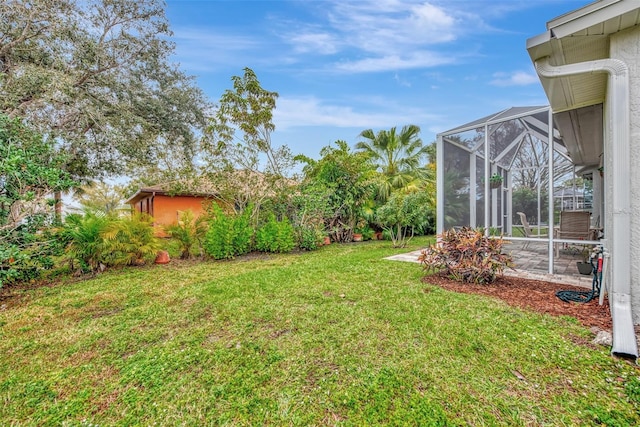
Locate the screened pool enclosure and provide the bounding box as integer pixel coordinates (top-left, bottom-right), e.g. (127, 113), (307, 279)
(436, 106), (603, 274)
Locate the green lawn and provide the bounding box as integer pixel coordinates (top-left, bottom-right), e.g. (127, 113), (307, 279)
(1, 237), (638, 426)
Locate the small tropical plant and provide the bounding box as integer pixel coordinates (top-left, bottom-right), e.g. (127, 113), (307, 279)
(100, 213), (161, 267)
(63, 212), (111, 273)
(376, 190), (432, 248)
(165, 210), (208, 259)
(355, 224), (375, 241)
(418, 227), (513, 284)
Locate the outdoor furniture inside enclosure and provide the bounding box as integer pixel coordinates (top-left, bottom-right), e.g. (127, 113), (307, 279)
(436, 106), (603, 274)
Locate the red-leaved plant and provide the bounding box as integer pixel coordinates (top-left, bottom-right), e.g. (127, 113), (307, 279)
(418, 227), (514, 284)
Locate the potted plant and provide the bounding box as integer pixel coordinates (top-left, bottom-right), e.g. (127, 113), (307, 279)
(489, 173), (503, 189)
(576, 247), (593, 275)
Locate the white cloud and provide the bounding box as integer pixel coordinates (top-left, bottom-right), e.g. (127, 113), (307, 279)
(287, 31), (340, 55)
(335, 51), (456, 73)
(490, 71), (539, 86)
(170, 28), (262, 71)
(394, 73), (411, 87)
(327, 1), (460, 51)
(273, 96), (439, 130)
(279, 1), (486, 74)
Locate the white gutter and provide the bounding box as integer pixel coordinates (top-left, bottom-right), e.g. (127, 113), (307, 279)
(535, 57), (638, 359)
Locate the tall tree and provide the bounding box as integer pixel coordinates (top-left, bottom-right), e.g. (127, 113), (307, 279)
(356, 124), (430, 201)
(0, 0), (210, 182)
(73, 181), (128, 215)
(203, 68), (295, 218)
(205, 67), (293, 177)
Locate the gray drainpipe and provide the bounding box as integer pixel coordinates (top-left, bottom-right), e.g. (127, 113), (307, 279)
(535, 57), (638, 359)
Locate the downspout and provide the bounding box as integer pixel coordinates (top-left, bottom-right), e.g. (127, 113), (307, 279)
(535, 57), (638, 359)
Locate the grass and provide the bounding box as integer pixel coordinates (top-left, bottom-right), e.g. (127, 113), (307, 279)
(1, 236), (638, 426)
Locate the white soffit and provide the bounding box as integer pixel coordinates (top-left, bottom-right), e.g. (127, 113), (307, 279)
(527, 0), (640, 113)
(554, 104), (603, 167)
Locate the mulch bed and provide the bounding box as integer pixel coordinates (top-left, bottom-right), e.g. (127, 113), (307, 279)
(424, 272), (612, 331)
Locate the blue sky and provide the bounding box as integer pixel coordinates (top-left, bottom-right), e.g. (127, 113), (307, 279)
(165, 0), (587, 160)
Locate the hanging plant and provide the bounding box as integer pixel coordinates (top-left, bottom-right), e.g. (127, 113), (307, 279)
(489, 173), (503, 189)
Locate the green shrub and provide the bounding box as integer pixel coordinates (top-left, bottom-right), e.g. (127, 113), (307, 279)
(203, 205), (254, 260)
(356, 224), (375, 241)
(165, 210), (208, 259)
(376, 190), (432, 248)
(63, 212), (111, 273)
(100, 213), (161, 267)
(256, 214), (295, 253)
(233, 205), (253, 256)
(418, 227), (513, 284)
(204, 206), (236, 260)
(160, 237), (183, 260)
(297, 225), (323, 251)
(1, 215), (66, 287)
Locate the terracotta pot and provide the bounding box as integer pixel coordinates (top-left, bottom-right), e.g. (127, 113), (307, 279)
(323, 236), (331, 245)
(374, 231), (383, 240)
(353, 233), (363, 242)
(155, 250), (170, 264)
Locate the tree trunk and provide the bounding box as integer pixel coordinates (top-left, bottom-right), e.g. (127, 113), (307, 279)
(54, 191), (62, 224)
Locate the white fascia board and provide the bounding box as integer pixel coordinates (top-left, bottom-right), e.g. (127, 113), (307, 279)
(549, 0), (633, 39)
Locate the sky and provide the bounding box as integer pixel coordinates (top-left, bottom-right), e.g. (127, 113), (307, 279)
(164, 0), (588, 161)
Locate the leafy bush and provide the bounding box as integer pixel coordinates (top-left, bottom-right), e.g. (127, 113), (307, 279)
(295, 140), (375, 243)
(255, 214), (295, 253)
(63, 212), (111, 273)
(100, 213), (161, 267)
(0, 114), (76, 230)
(297, 225), (323, 251)
(355, 224), (375, 241)
(165, 210), (208, 259)
(376, 190), (432, 248)
(418, 227), (513, 284)
(203, 205), (254, 260)
(232, 205), (254, 256)
(204, 206), (235, 260)
(0, 115), (77, 286)
(0, 223), (64, 287)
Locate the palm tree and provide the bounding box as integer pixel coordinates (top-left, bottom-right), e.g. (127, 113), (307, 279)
(356, 124), (431, 201)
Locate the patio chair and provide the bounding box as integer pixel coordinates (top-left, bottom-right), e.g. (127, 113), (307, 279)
(555, 211), (592, 256)
(516, 212), (547, 249)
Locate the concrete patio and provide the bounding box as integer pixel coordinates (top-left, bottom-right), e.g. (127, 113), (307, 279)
(386, 240), (598, 289)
